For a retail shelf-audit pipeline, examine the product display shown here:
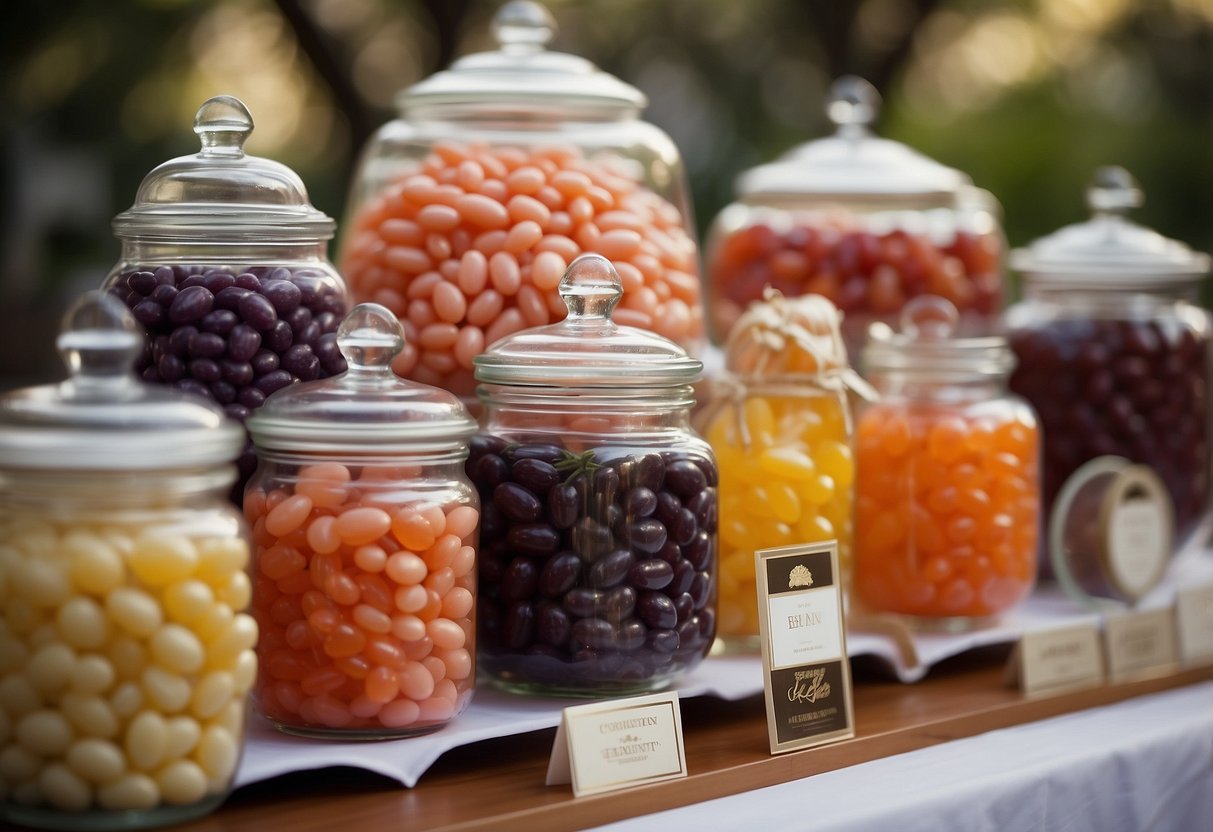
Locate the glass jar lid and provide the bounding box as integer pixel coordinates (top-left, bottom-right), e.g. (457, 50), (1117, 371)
(1011, 166), (1210, 284)
(0, 292), (243, 470)
(736, 76), (970, 204)
(474, 254), (702, 387)
(112, 95), (335, 242)
(862, 296), (1014, 379)
(398, 0), (646, 116)
(246, 303), (477, 454)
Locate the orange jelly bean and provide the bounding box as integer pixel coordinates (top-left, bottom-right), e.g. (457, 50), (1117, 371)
(853, 404), (1040, 621)
(248, 462), (478, 737)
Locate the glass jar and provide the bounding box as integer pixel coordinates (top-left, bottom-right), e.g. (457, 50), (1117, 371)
(103, 95), (350, 502)
(339, 0), (704, 401)
(697, 291), (872, 649)
(468, 254), (716, 696)
(853, 297), (1040, 629)
(1005, 167), (1211, 550)
(0, 293), (252, 830)
(244, 304), (479, 738)
(705, 76), (1003, 355)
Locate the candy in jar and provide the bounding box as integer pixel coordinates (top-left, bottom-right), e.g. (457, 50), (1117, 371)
(0, 293), (253, 830)
(705, 76), (1003, 355)
(469, 254), (716, 695)
(245, 304), (479, 737)
(853, 297), (1040, 626)
(698, 291), (871, 647)
(339, 1), (703, 400)
(1005, 167), (1210, 549)
(103, 95), (349, 502)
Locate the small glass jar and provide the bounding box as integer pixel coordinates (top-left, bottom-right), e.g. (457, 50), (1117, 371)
(469, 254), (717, 696)
(339, 0), (704, 401)
(698, 291), (871, 648)
(1005, 167), (1211, 549)
(103, 95), (350, 501)
(853, 297), (1040, 628)
(705, 76), (1003, 355)
(0, 293), (252, 830)
(244, 304), (479, 738)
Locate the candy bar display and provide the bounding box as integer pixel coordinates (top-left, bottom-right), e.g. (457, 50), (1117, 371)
(1006, 167), (1211, 548)
(705, 76), (1003, 354)
(104, 96), (349, 502)
(244, 304), (479, 738)
(0, 293), (253, 830)
(698, 292), (870, 647)
(339, 0), (703, 400)
(471, 254), (716, 695)
(853, 297), (1040, 627)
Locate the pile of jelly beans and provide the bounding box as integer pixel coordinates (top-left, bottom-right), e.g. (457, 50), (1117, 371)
(708, 221), (1001, 347)
(0, 516), (254, 813)
(705, 394), (853, 639)
(246, 462), (477, 735)
(340, 142), (703, 397)
(852, 403), (1040, 620)
(1007, 316), (1209, 540)
(467, 438), (717, 693)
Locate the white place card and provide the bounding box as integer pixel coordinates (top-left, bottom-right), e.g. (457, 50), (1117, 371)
(1008, 621), (1104, 695)
(755, 541), (854, 754)
(545, 691), (687, 797)
(1103, 607), (1179, 682)
(1176, 582), (1213, 666)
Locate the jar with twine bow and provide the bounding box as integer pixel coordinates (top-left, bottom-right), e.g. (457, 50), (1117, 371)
(696, 289), (875, 649)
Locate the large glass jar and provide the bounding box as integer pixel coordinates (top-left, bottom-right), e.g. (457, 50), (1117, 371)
(244, 304), (479, 738)
(698, 291), (870, 649)
(0, 293), (253, 830)
(469, 254), (717, 696)
(1005, 167), (1211, 549)
(853, 297), (1040, 629)
(339, 0), (704, 401)
(103, 95), (350, 502)
(705, 76), (1003, 355)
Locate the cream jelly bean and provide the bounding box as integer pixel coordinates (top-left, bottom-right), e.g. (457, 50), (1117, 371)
(244, 301), (479, 738)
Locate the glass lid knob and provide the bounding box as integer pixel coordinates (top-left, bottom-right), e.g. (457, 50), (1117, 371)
(492, 0), (557, 54)
(559, 254), (623, 321)
(899, 295), (958, 342)
(57, 291), (143, 397)
(193, 95), (254, 158)
(337, 303), (405, 375)
(1086, 165), (1143, 216)
(826, 75), (880, 137)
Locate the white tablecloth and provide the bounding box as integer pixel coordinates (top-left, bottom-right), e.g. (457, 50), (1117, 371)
(591, 681), (1213, 832)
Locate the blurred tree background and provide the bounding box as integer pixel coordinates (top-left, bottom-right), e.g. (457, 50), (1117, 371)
(2, 0), (1210, 386)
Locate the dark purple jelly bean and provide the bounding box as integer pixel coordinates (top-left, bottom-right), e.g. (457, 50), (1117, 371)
(284, 306), (310, 333)
(637, 591), (677, 630)
(265, 320), (293, 353)
(686, 489), (717, 532)
(535, 602), (571, 647)
(689, 571), (711, 609)
(250, 349), (279, 376)
(508, 444), (565, 464)
(670, 560), (695, 596)
(180, 274), (207, 289)
(315, 333), (345, 375)
(132, 301), (165, 328)
(653, 491), (681, 527)
(697, 607), (716, 639)
(234, 273), (261, 291)
(675, 618), (702, 650)
(199, 309), (238, 336)
(238, 293), (277, 331)
(656, 540), (682, 565)
(206, 381), (234, 404)
(625, 487), (657, 518)
(588, 549), (634, 588)
(220, 360), (254, 386)
(547, 483), (579, 529)
(570, 517), (613, 558)
(673, 592), (694, 622)
(157, 354), (185, 383)
(168, 326), (196, 357)
(188, 359), (221, 383)
(603, 586), (636, 624)
(470, 454), (509, 489)
(538, 552), (581, 598)
(572, 618), (614, 651)
(511, 459), (560, 495)
(589, 466), (619, 505)
(693, 457), (718, 487)
(296, 320), (321, 348)
(282, 344), (319, 380)
(255, 370), (292, 396)
(214, 286), (252, 312)
(153, 266), (175, 285)
(669, 508), (697, 546)
(238, 387), (265, 410)
(263, 279), (303, 313)
(175, 378), (211, 400)
(647, 629), (679, 653)
(501, 557), (539, 604)
(168, 286), (214, 325)
(683, 531), (713, 571)
(152, 336), (171, 364)
(149, 284), (178, 306)
(188, 331), (226, 359)
(627, 519), (667, 554)
(506, 523), (560, 556)
(469, 434), (510, 461)
(563, 588), (604, 619)
(226, 325), (261, 362)
(628, 559), (673, 590)
(615, 619), (646, 652)
(494, 482), (542, 523)
(664, 460), (707, 497)
(127, 271), (157, 295)
(315, 311), (339, 333)
(503, 602), (535, 650)
(202, 272), (236, 294)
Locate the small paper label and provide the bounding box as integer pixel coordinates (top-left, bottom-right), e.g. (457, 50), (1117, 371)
(545, 692), (687, 797)
(1106, 499), (1168, 599)
(1013, 622), (1104, 695)
(755, 541), (854, 754)
(1104, 607), (1178, 681)
(1176, 583), (1213, 666)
